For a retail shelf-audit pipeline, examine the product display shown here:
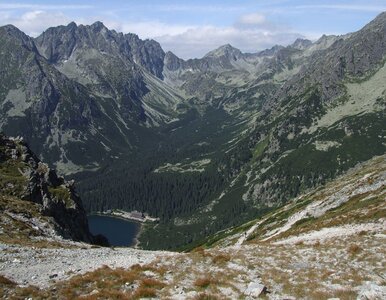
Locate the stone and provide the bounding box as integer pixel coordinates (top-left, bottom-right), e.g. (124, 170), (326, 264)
(244, 281), (268, 297)
(358, 282), (386, 300)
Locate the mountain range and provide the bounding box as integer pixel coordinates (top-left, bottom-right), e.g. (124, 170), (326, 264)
(0, 12), (385, 249)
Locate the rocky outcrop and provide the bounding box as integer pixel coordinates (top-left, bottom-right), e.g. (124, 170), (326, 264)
(0, 133), (102, 244)
(290, 38), (312, 50)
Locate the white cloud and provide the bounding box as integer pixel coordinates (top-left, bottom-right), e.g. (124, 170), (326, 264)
(2, 10), (71, 36)
(239, 12), (266, 25)
(156, 25), (302, 59)
(0, 3), (92, 10)
(152, 11), (303, 58)
(107, 11), (303, 58)
(296, 4), (386, 12)
(106, 21), (195, 39)
(137, 4), (245, 13)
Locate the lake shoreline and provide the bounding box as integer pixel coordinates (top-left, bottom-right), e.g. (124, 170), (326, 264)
(90, 209), (159, 223)
(89, 212), (143, 225)
(87, 214), (142, 247)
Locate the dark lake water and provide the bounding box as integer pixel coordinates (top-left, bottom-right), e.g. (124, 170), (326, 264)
(87, 215), (140, 247)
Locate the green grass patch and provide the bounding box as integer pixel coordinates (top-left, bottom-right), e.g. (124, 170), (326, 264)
(252, 137), (269, 160)
(48, 186), (73, 208)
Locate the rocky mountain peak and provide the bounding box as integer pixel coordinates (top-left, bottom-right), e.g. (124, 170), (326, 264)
(0, 24), (24, 36)
(164, 51), (184, 71)
(66, 21), (77, 30)
(0, 24), (36, 51)
(356, 11), (386, 36)
(315, 34), (337, 45)
(291, 38), (312, 50)
(90, 21), (106, 31)
(34, 21), (166, 78)
(369, 11), (386, 25)
(257, 44), (284, 57)
(204, 44), (243, 59)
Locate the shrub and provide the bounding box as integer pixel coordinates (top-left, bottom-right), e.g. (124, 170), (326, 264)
(212, 253), (231, 264)
(194, 277), (218, 288)
(348, 244), (362, 255)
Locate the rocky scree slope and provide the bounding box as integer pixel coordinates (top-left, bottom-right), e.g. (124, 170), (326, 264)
(0, 133), (102, 245)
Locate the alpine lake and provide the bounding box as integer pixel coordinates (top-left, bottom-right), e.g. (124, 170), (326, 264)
(87, 214), (141, 247)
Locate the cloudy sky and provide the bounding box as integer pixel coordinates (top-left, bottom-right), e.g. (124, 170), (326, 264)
(0, 0), (385, 58)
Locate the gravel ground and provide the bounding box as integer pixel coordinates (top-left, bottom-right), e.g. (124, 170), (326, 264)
(0, 243), (176, 287)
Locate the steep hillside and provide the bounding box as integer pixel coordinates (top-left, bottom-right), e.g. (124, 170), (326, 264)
(0, 133), (104, 246)
(207, 154), (385, 248)
(1, 154), (384, 299)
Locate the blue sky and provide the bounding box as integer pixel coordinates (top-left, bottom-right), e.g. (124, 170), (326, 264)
(0, 0), (385, 58)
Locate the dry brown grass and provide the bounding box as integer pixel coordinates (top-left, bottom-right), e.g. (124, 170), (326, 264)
(347, 244), (362, 255)
(320, 270), (335, 281)
(194, 277), (218, 288)
(192, 292), (222, 300)
(79, 290), (128, 299)
(139, 263), (168, 277)
(9, 285), (46, 299)
(308, 287), (357, 299)
(44, 264), (167, 299)
(313, 240), (321, 247)
(133, 286), (157, 298)
(212, 253), (231, 264)
(0, 275), (15, 286)
(139, 278), (166, 289)
(67, 264), (167, 298)
(192, 246), (206, 253)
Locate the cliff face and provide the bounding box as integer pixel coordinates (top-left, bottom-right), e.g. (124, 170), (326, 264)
(0, 133), (99, 244)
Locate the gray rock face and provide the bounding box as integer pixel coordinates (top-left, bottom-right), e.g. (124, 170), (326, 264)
(291, 38), (312, 50)
(0, 133), (94, 243)
(164, 51), (184, 71)
(270, 11), (386, 108)
(35, 21), (166, 79)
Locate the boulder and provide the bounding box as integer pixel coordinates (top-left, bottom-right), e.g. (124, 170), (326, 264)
(244, 281), (268, 297)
